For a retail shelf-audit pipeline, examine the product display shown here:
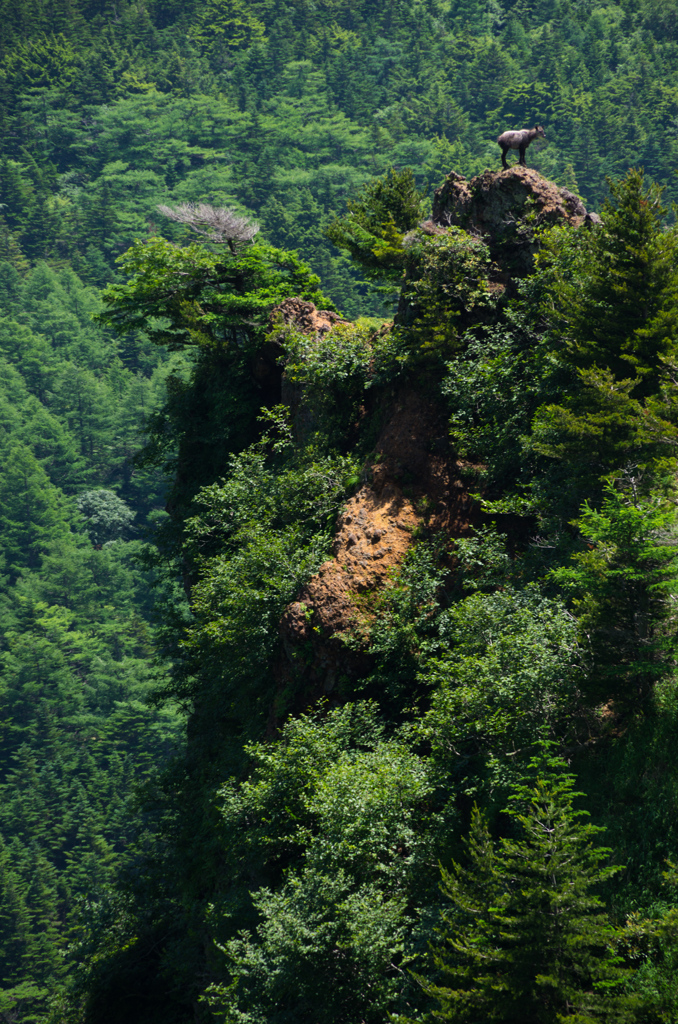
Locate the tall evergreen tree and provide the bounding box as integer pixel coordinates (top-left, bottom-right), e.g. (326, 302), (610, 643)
(414, 757), (634, 1023)
(550, 484), (678, 704)
(556, 169), (678, 393)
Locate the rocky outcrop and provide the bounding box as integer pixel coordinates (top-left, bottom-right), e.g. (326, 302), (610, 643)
(432, 166), (600, 283)
(270, 168), (594, 721)
(279, 482), (419, 694)
(273, 388), (476, 719)
(266, 298), (350, 444)
(270, 296), (348, 336)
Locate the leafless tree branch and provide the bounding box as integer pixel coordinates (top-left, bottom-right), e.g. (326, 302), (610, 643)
(157, 203), (259, 249)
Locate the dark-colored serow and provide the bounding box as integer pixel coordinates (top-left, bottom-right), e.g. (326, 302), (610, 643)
(497, 125), (546, 169)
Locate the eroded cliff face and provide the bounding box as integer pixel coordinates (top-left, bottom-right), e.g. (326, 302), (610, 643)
(271, 358), (476, 720)
(282, 396), (472, 659)
(270, 167), (598, 718)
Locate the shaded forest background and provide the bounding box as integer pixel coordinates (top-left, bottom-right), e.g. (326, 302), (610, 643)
(2, 0), (678, 315)
(3, 0), (678, 1022)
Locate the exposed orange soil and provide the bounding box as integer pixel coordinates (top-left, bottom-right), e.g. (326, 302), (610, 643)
(281, 481), (419, 654)
(266, 303), (480, 725)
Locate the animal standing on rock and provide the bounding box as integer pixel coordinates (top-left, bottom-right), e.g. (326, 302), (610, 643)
(497, 125), (546, 169)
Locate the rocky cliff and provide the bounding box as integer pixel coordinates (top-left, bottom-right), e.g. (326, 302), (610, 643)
(432, 165), (600, 286)
(270, 167), (599, 718)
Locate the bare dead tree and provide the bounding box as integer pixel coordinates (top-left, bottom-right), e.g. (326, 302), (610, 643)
(157, 203), (260, 253)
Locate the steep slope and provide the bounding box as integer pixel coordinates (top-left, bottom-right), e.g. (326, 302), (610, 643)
(275, 165), (602, 704)
(73, 166), (678, 1024)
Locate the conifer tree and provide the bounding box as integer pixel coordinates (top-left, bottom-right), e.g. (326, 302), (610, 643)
(550, 483), (678, 704)
(565, 169), (678, 393)
(415, 757), (634, 1023)
(190, 0), (266, 63)
(325, 167), (425, 284)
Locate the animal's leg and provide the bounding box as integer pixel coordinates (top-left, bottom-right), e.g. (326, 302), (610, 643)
(519, 144), (527, 166)
(500, 144), (509, 169)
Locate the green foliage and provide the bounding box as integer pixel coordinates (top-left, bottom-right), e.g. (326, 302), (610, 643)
(3, 0), (678, 318)
(279, 317), (403, 444)
(4, 1), (678, 1020)
(77, 489), (136, 545)
(550, 484), (678, 704)
(190, 0), (266, 64)
(325, 167), (426, 286)
(622, 867), (678, 1021)
(412, 758), (633, 1024)
(99, 234), (339, 553)
(205, 702), (431, 1024)
(398, 227), (495, 356)
(0, 444), (72, 575)
(453, 173), (678, 541)
(576, 687), (678, 893)
(171, 438), (358, 724)
(442, 317), (557, 488)
(99, 237), (332, 353)
(0, 253), (180, 1020)
(452, 524), (513, 592)
(418, 587), (583, 799)
(279, 318), (373, 443)
(573, 172), (678, 391)
(356, 541), (450, 711)
(529, 366), (678, 529)
(210, 867), (409, 1024)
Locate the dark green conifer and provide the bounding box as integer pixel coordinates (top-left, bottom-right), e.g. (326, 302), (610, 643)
(566, 169), (678, 393)
(415, 759), (634, 1023)
(550, 483), (678, 704)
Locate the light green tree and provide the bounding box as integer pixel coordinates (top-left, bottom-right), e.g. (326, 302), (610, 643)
(326, 167), (425, 285)
(550, 484), (678, 705)
(77, 489), (135, 546)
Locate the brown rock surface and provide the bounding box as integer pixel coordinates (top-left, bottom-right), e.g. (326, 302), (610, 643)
(431, 166), (595, 282)
(371, 389), (474, 533)
(270, 296), (348, 335)
(283, 482), (418, 645)
(275, 387), (477, 716)
(277, 483), (419, 707)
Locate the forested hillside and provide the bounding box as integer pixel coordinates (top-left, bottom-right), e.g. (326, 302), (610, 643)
(0, 259), (185, 1022)
(3, 0), (678, 1023)
(2, 0), (678, 314)
(67, 158), (678, 1024)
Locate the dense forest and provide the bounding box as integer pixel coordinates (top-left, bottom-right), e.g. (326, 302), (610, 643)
(2, 0), (678, 1022)
(4, 0), (678, 314)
